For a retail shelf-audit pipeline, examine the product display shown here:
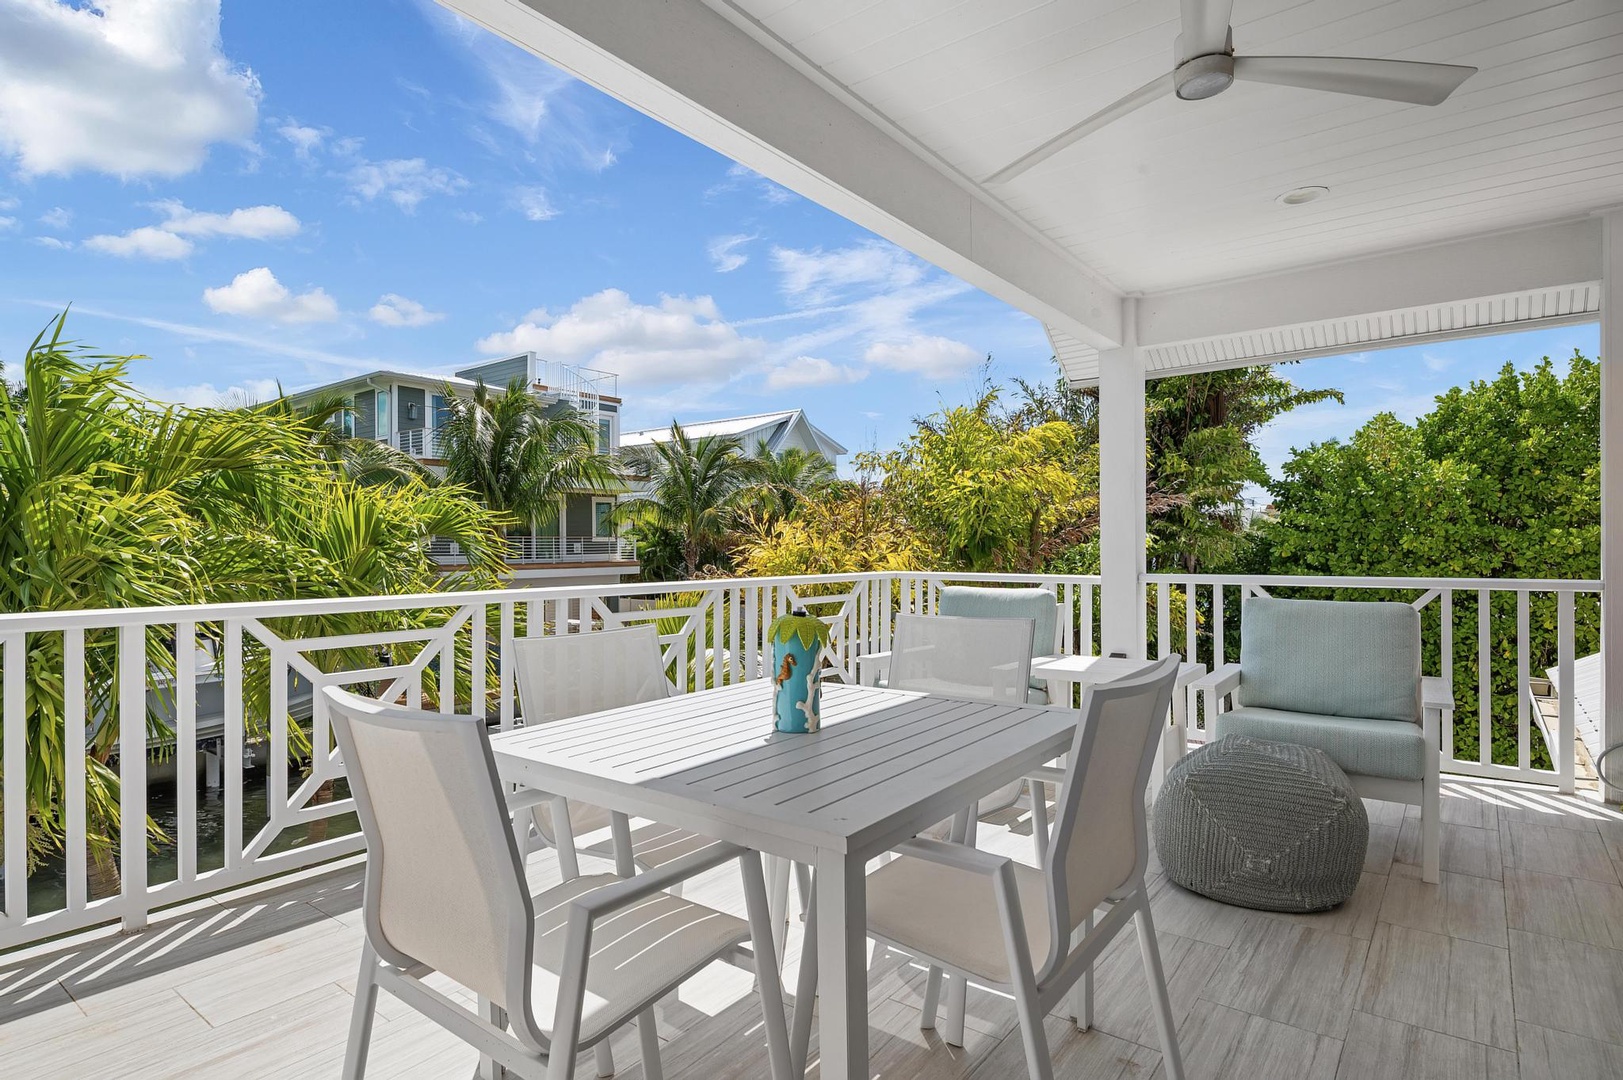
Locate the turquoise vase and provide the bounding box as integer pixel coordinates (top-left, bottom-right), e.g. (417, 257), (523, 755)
(771, 633), (822, 733)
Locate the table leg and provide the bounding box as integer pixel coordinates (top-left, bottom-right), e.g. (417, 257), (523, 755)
(815, 849), (868, 1080)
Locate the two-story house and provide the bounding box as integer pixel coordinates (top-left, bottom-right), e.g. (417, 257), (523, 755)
(283, 352), (638, 586)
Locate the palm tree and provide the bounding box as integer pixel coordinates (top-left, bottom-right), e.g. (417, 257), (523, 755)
(746, 440), (838, 521)
(620, 424), (764, 577)
(0, 314), (508, 890)
(250, 389), (435, 488)
(436, 377), (622, 539)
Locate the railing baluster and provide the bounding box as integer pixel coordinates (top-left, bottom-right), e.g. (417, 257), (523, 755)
(1081, 581), (1094, 656)
(224, 620), (243, 871)
(1478, 588), (1491, 766)
(1156, 581), (1170, 659)
(65, 628), (87, 912)
(176, 621), (198, 885)
(269, 640), (289, 829)
(1557, 590), (1576, 794)
(731, 586), (744, 684)
(3, 632), (26, 924)
(1440, 589), (1454, 763)
(472, 604), (487, 719)
(1516, 591), (1530, 774)
(118, 624), (147, 932)
(1213, 585), (1225, 669)
(499, 602), (515, 728)
(1185, 580), (1197, 663)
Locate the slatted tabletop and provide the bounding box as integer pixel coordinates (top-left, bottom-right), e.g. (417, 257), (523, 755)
(489, 680), (1077, 860)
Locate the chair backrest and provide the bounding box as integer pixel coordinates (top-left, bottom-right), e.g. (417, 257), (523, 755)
(888, 613), (1034, 705)
(1040, 654), (1181, 983)
(1239, 597), (1421, 722)
(513, 625), (671, 724)
(937, 585), (1063, 655)
(324, 686), (546, 1050)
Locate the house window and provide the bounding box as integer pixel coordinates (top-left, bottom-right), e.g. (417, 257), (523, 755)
(597, 416), (613, 453)
(431, 394), (448, 429)
(593, 499), (615, 538)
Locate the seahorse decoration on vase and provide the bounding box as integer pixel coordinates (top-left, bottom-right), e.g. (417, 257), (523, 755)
(768, 608), (828, 734)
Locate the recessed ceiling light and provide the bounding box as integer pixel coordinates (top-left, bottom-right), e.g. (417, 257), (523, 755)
(1276, 186), (1330, 206)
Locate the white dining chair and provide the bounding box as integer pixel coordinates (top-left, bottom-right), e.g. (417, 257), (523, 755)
(511, 627), (719, 879)
(886, 611), (1036, 706)
(325, 686), (793, 1080)
(814, 654), (1187, 1080)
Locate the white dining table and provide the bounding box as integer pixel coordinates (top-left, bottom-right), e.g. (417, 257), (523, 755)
(488, 678), (1078, 1080)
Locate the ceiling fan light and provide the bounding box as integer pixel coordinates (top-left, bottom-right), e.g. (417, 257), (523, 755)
(1276, 185), (1330, 206)
(1175, 54), (1235, 100)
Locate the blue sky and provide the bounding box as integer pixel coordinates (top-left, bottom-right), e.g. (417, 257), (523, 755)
(0, 0), (1602, 488)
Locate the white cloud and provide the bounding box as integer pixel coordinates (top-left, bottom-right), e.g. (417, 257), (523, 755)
(0, 0), (258, 178)
(772, 241), (927, 305)
(864, 335), (982, 378)
(707, 233), (755, 273)
(476, 289), (763, 387)
(454, 209), (484, 225)
(763, 357), (868, 391)
(84, 225), (194, 260)
(33, 235), (70, 249)
(134, 377), (284, 408)
(276, 119), (326, 159)
(0, 216), (15, 230)
(346, 157), (466, 212)
(369, 293), (445, 328)
(203, 267), (339, 324)
(155, 199), (300, 239)
(0, 196), (16, 211)
(39, 206), (71, 229)
(512, 185), (558, 221)
(706, 162), (795, 205)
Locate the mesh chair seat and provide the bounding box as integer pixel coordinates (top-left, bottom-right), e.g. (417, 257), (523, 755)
(867, 856), (1051, 983)
(529, 874), (751, 1044)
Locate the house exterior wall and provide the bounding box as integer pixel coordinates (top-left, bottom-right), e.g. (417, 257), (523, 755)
(397, 386), (425, 432)
(456, 355), (529, 387)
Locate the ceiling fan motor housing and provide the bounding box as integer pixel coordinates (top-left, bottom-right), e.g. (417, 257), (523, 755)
(1176, 53), (1236, 100)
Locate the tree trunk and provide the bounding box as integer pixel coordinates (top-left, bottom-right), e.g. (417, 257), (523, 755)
(304, 779), (336, 844)
(88, 845), (120, 902)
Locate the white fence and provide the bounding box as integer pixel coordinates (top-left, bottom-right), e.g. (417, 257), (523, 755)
(0, 570), (1599, 952)
(389, 428), (443, 459)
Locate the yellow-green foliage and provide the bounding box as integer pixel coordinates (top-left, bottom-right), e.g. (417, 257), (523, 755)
(739, 487), (925, 577)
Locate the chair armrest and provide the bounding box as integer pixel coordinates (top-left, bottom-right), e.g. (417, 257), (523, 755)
(1024, 765), (1066, 786)
(1422, 676), (1454, 713)
(857, 650), (892, 686)
(567, 841), (741, 918)
(889, 837), (1012, 877)
(1190, 662), (1242, 696)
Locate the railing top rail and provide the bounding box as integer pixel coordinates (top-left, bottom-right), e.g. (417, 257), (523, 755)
(1142, 573), (1602, 592)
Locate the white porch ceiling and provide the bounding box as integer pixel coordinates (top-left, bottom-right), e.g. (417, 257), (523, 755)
(446, 0), (1623, 384)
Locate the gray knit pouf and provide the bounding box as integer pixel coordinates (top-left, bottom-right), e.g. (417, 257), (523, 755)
(1154, 735), (1368, 913)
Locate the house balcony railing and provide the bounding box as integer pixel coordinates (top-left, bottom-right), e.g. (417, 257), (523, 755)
(0, 570), (1601, 953)
(428, 534), (637, 565)
(387, 428), (442, 459)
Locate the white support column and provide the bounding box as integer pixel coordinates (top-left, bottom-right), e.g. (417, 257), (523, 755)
(1601, 211), (1623, 804)
(1098, 298), (1147, 659)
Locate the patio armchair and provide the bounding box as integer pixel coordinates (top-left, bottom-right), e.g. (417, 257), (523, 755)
(325, 686), (793, 1080)
(845, 654), (1188, 1080)
(1190, 596), (1442, 883)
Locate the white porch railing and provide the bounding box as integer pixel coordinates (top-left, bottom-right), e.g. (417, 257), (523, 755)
(428, 534), (638, 565)
(389, 428), (443, 459)
(1145, 574), (1603, 791)
(0, 569), (1599, 953)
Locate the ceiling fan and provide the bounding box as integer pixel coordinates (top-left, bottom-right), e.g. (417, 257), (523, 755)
(985, 0), (1477, 184)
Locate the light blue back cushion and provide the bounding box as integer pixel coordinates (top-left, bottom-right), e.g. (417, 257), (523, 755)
(1241, 597), (1420, 722)
(938, 586), (1057, 655)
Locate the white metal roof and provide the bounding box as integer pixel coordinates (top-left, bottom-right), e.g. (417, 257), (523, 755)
(622, 409), (848, 457)
(444, 0), (1621, 386)
(284, 369), (480, 400)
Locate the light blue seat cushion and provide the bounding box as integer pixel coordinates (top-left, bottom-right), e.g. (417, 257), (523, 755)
(1214, 707), (1427, 782)
(937, 586), (1057, 697)
(1241, 597), (1420, 722)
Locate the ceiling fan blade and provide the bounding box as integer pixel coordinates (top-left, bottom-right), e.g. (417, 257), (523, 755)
(1179, 0), (1235, 60)
(1233, 55), (1476, 105)
(985, 73), (1175, 184)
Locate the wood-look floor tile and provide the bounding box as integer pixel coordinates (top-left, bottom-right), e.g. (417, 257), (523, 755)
(1364, 824), (1399, 875)
(1144, 880), (1250, 949)
(1083, 926), (1224, 1049)
(1149, 998), (1339, 1080)
(1377, 863), (1507, 947)
(1335, 1010), (1516, 1080)
(1200, 917), (1367, 1038)
(1505, 866), (1623, 950)
(1501, 821), (1619, 883)
(1396, 819), (1503, 881)
(1516, 1019), (1623, 1080)
(1357, 922), (1514, 1050)
(971, 1013), (1159, 1080)
(1260, 871), (1385, 940)
(1509, 929), (1623, 1045)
